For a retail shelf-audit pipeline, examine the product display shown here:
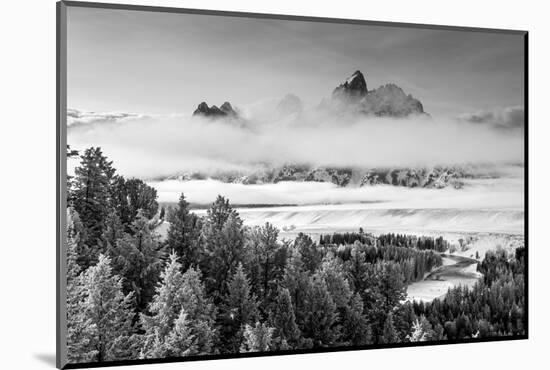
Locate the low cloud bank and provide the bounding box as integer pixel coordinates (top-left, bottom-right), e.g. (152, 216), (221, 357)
(149, 176), (524, 210)
(67, 106), (524, 179)
(457, 106), (524, 130)
(67, 108), (151, 127)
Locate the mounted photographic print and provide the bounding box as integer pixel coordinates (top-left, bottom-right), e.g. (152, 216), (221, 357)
(56, 1), (528, 368)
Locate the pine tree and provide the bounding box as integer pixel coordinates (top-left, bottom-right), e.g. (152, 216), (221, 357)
(79, 254), (136, 362)
(146, 309), (197, 358)
(364, 261), (406, 341)
(110, 211), (165, 311)
(162, 310), (197, 357)
(341, 293), (371, 346)
(110, 175), (131, 227)
(226, 263), (259, 325)
(66, 220), (97, 363)
(67, 207), (84, 241)
(70, 147), (116, 264)
(269, 287), (300, 349)
(200, 197), (245, 299)
(100, 210), (124, 252)
(240, 322), (275, 353)
(125, 178), (159, 220)
(303, 276), (339, 347)
(110, 176), (159, 228)
(166, 193), (201, 270)
(456, 313), (473, 338)
(245, 223), (282, 308)
(282, 250), (311, 330)
(294, 233), (322, 273)
(316, 253), (352, 309)
(204, 195), (236, 229)
(380, 262), (407, 310)
(380, 313), (399, 344)
(393, 302), (417, 339)
(67, 207), (94, 269)
(67, 228), (81, 285)
(221, 263), (259, 353)
(141, 253), (185, 344)
(361, 262), (386, 340)
(178, 266), (217, 354)
(141, 253), (216, 358)
(345, 247), (369, 294)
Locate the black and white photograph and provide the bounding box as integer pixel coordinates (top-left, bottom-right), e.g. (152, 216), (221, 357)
(60, 2), (526, 367)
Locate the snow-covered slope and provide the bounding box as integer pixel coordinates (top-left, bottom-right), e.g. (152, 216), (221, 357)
(231, 206), (524, 237)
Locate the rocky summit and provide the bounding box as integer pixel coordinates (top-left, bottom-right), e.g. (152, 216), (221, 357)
(193, 101), (238, 118)
(330, 70), (426, 117)
(191, 70), (425, 119)
(332, 70), (368, 100)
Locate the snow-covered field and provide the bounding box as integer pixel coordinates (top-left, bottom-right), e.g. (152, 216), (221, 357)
(231, 205), (524, 238)
(150, 175), (523, 210)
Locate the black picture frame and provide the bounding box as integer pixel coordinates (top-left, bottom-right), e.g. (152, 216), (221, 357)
(56, 1), (529, 368)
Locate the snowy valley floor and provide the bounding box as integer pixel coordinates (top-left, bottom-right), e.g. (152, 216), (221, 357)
(154, 202), (523, 303)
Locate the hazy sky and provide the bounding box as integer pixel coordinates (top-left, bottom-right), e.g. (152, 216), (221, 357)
(67, 6), (525, 117)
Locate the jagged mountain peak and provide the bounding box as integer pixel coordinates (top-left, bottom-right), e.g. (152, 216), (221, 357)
(327, 70), (427, 117)
(195, 102), (209, 112)
(348, 70), (366, 84)
(193, 101), (237, 118)
(220, 101), (236, 115)
(333, 70), (368, 99)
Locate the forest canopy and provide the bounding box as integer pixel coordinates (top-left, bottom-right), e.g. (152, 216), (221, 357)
(65, 147), (526, 364)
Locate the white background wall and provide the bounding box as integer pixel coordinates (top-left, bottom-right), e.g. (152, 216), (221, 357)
(1, 0), (546, 368)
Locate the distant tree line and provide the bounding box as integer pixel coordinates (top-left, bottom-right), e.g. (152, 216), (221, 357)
(320, 231), (449, 253)
(65, 147), (526, 364)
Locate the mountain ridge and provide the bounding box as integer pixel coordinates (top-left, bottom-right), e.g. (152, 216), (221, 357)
(327, 70), (427, 117)
(160, 164), (473, 189)
(191, 69), (427, 120)
(193, 101), (238, 118)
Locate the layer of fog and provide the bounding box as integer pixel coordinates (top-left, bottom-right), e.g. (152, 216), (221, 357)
(166, 178), (524, 237)
(67, 107), (524, 179)
(150, 176), (523, 210)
